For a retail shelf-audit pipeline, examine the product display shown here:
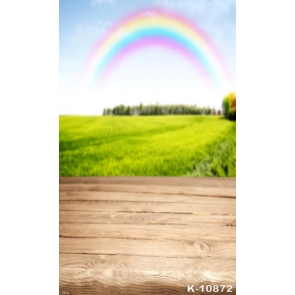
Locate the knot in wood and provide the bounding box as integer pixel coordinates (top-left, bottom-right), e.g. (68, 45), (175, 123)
(193, 241), (210, 251)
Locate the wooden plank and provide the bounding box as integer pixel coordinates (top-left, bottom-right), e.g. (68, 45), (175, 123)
(59, 211), (236, 226)
(60, 254), (236, 295)
(59, 184), (236, 198)
(60, 191), (236, 204)
(59, 200), (235, 215)
(60, 223), (236, 240)
(60, 238), (235, 258)
(59, 176), (236, 188)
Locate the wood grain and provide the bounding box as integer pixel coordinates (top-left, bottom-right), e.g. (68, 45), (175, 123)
(60, 237), (235, 258)
(60, 254), (236, 295)
(59, 211), (236, 226)
(59, 200), (235, 215)
(59, 176), (236, 188)
(59, 183), (236, 198)
(60, 190), (236, 204)
(60, 223), (236, 240)
(59, 177), (236, 295)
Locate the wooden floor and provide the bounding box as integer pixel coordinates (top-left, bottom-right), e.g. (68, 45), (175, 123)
(59, 177), (236, 295)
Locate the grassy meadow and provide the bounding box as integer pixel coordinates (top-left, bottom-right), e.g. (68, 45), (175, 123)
(59, 115), (236, 177)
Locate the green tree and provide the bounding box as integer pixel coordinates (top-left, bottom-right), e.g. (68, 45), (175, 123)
(222, 92), (236, 121)
(139, 103), (143, 115)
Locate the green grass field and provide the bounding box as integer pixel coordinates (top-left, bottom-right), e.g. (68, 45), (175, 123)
(59, 115), (236, 177)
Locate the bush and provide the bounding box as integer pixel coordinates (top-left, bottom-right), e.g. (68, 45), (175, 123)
(222, 92), (236, 121)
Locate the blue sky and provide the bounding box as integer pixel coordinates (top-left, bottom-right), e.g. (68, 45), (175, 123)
(59, 0), (236, 114)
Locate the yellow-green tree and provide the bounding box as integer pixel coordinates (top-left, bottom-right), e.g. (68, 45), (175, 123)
(222, 92), (236, 121)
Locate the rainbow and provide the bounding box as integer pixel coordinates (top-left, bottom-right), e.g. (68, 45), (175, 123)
(79, 9), (230, 89)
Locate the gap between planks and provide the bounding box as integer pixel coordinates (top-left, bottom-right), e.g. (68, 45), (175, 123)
(60, 190), (236, 203)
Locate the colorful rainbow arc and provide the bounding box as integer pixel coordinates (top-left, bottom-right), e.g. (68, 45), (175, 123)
(79, 9), (230, 89)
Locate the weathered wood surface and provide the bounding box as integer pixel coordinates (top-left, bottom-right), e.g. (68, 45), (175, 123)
(59, 176), (236, 187)
(59, 183), (236, 198)
(60, 177), (236, 295)
(60, 223), (236, 240)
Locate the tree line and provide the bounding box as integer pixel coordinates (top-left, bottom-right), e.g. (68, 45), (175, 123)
(103, 103), (221, 116)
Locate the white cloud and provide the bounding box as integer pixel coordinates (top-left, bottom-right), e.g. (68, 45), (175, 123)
(91, 0), (117, 6)
(154, 0), (204, 12)
(154, 0), (235, 11)
(153, 0), (235, 23)
(64, 19), (112, 55)
(73, 20), (112, 39)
